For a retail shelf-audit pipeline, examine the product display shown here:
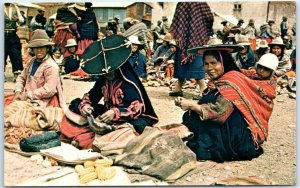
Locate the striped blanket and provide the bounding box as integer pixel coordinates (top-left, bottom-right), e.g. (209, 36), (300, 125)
(216, 71), (277, 145)
(4, 100), (63, 146)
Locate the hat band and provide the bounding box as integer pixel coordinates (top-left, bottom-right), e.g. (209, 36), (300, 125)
(30, 39), (50, 43)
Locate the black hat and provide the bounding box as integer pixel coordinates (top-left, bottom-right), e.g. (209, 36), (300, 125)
(81, 35), (132, 75)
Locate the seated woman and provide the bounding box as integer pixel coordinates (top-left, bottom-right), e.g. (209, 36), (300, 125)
(62, 38), (83, 74)
(174, 42), (277, 162)
(60, 35), (158, 149)
(268, 37), (292, 77)
(235, 35), (256, 70)
(4, 29), (65, 148)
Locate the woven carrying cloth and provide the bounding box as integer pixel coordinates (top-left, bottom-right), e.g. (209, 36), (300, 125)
(170, 2), (214, 64)
(216, 71), (277, 145)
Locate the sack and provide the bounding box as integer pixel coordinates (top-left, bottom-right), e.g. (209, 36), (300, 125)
(19, 131), (61, 152)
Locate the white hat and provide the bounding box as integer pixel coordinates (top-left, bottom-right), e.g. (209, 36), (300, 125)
(237, 35), (251, 46)
(128, 35), (141, 45)
(257, 39), (269, 49)
(65, 39), (78, 47)
(256, 53), (279, 71)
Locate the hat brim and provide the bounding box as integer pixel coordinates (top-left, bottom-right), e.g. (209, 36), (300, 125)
(238, 43), (251, 46)
(65, 44), (78, 48)
(27, 41), (55, 48)
(81, 35), (132, 75)
(188, 45), (244, 55)
(269, 43), (285, 47)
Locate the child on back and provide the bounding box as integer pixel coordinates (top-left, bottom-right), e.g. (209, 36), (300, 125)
(241, 53), (279, 80)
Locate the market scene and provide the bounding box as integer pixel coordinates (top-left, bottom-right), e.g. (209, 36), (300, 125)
(4, 1), (296, 186)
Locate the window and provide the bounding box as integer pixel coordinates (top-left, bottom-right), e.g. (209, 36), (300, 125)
(233, 3), (242, 11)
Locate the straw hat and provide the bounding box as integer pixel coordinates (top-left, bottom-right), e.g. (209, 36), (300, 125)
(26, 29), (54, 48)
(65, 39), (78, 48)
(188, 36), (243, 55)
(163, 33), (172, 42)
(257, 40), (268, 49)
(169, 40), (177, 47)
(237, 35), (251, 46)
(269, 37), (285, 47)
(81, 35), (132, 75)
(128, 35), (141, 45)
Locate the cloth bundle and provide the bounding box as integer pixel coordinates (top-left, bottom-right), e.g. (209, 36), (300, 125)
(19, 131), (61, 152)
(114, 127), (197, 181)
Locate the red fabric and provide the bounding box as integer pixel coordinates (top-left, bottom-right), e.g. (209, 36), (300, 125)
(260, 37), (272, 44)
(4, 94), (61, 108)
(248, 39), (257, 51)
(69, 69), (91, 78)
(216, 71), (277, 145)
(52, 26), (77, 54)
(4, 94), (15, 108)
(60, 116), (95, 149)
(78, 39), (94, 52)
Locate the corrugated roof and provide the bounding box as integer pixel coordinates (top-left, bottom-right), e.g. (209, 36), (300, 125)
(91, 2), (134, 8)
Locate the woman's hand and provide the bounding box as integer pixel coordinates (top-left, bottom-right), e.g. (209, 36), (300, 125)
(81, 105), (93, 117)
(98, 109), (115, 123)
(175, 97), (194, 111)
(13, 92), (28, 101)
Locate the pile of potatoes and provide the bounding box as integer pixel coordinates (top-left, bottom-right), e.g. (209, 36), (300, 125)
(75, 158), (116, 184)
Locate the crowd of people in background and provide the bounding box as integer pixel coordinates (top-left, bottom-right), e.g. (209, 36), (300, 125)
(3, 2), (297, 165)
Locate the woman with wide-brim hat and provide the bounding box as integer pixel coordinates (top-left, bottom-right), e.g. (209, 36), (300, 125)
(6, 29), (65, 109)
(62, 38), (83, 74)
(234, 35), (256, 69)
(268, 37), (292, 77)
(60, 35), (159, 149)
(174, 40), (277, 162)
(4, 29), (65, 147)
(150, 33), (172, 67)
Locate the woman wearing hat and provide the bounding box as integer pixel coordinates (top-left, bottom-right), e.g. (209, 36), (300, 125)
(62, 38), (83, 74)
(60, 35), (158, 149)
(52, 3), (86, 54)
(150, 33), (172, 68)
(174, 43), (277, 162)
(255, 39), (269, 61)
(269, 37), (292, 77)
(127, 35), (147, 79)
(235, 35), (256, 69)
(5, 29), (65, 108)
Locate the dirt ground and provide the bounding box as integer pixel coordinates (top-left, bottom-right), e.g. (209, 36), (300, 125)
(3, 66), (296, 186)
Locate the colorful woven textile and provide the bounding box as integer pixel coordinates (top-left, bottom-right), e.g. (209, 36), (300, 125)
(216, 71), (277, 145)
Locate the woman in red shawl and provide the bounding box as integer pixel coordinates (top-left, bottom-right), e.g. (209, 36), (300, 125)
(175, 43), (277, 162)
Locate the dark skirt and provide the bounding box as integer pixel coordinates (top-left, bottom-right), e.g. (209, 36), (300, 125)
(182, 94), (263, 162)
(174, 55), (205, 80)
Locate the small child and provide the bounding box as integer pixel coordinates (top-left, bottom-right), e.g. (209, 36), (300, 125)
(242, 53), (279, 80)
(52, 47), (63, 72)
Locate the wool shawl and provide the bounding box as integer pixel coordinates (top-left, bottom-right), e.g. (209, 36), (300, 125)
(215, 71), (277, 145)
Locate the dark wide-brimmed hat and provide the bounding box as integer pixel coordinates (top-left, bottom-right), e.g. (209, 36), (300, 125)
(27, 29), (54, 48)
(187, 36), (243, 55)
(80, 35), (132, 75)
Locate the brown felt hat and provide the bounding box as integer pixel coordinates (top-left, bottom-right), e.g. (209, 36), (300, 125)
(27, 29), (54, 48)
